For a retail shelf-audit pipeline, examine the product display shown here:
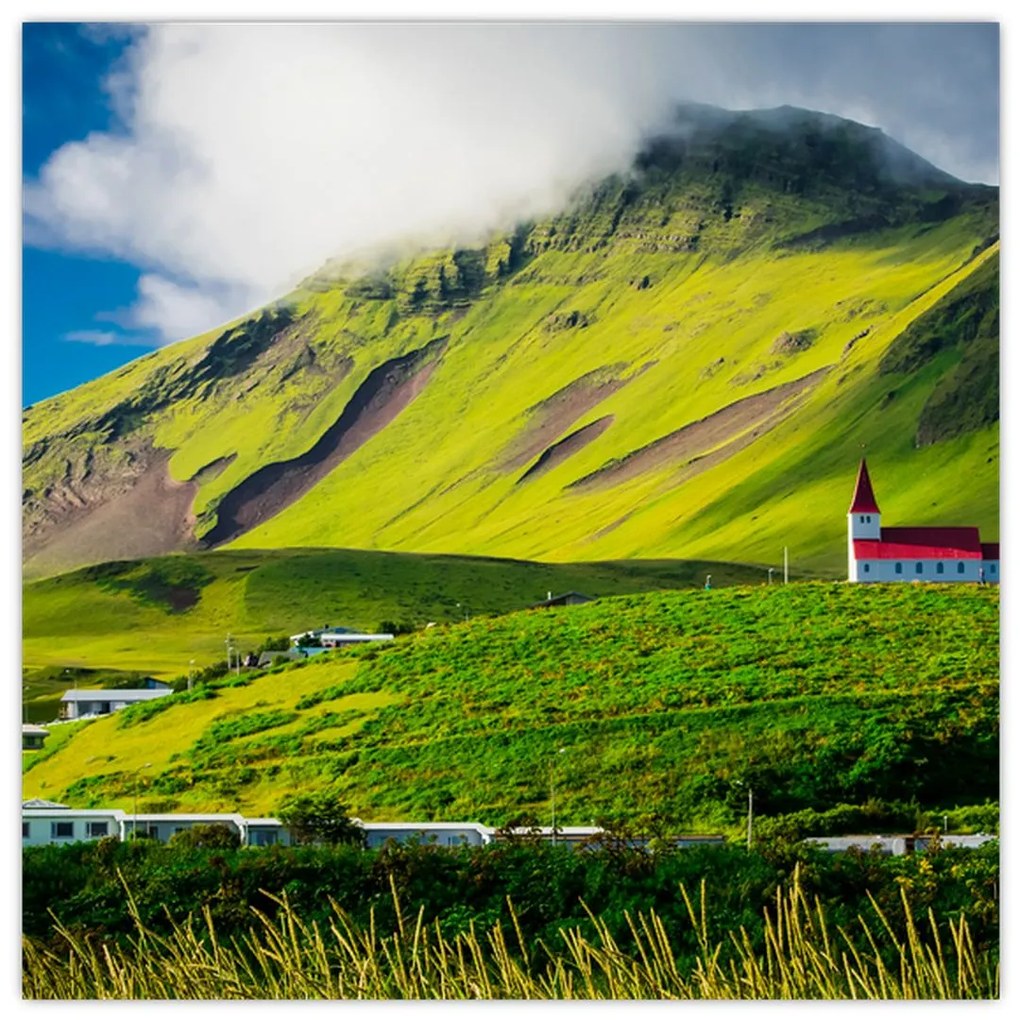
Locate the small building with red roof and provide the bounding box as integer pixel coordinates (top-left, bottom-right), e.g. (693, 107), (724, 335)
(847, 460), (999, 583)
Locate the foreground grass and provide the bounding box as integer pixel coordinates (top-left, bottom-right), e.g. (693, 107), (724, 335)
(23, 873), (996, 1000)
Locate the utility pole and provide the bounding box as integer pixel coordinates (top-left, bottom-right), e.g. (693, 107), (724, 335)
(550, 748), (565, 845)
(768, 568), (774, 585)
(226, 634), (233, 672)
(747, 787), (754, 850)
(783, 547), (789, 584)
(188, 660), (195, 692)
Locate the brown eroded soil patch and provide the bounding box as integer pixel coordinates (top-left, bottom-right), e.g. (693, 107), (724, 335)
(572, 367), (830, 492)
(203, 337), (447, 546)
(22, 450), (200, 578)
(518, 416), (614, 484)
(497, 362), (654, 473)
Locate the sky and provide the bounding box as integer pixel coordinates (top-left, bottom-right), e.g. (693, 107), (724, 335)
(20, 18), (1001, 407)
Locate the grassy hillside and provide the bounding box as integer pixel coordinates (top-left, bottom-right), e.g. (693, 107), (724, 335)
(22, 105), (999, 577)
(23, 583), (998, 831)
(21, 548), (772, 679)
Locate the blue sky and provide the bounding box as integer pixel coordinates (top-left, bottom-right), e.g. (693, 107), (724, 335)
(21, 19), (1001, 407)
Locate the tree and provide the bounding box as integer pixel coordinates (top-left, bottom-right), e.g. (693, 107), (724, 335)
(276, 792), (365, 847)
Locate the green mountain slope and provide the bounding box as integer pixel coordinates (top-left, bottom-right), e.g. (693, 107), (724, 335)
(22, 104), (999, 577)
(23, 584), (998, 828)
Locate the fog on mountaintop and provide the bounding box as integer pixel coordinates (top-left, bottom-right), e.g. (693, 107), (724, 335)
(23, 23), (998, 345)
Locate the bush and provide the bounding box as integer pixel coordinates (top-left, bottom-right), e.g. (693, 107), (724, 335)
(168, 824), (241, 850)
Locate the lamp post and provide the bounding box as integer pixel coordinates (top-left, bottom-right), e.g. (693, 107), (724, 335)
(736, 780), (753, 850)
(550, 747), (566, 845)
(132, 763), (152, 838)
(746, 786), (754, 851)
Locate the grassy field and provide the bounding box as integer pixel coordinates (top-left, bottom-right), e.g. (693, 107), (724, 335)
(23, 582), (998, 830)
(21, 548), (774, 679)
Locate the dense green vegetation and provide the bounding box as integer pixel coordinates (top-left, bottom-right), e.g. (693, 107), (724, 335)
(22, 105), (998, 579)
(21, 547), (770, 676)
(22, 837), (999, 999)
(23, 584), (998, 828)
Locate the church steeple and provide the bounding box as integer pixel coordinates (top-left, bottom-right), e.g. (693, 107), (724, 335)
(848, 460), (882, 580)
(848, 459), (881, 515)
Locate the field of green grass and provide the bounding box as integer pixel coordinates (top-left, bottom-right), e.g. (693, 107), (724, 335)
(21, 548), (772, 679)
(23, 583), (998, 831)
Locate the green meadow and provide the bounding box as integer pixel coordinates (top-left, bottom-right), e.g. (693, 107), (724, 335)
(21, 548), (770, 679)
(23, 583), (998, 831)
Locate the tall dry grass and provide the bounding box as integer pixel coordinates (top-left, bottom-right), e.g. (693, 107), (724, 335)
(22, 870), (997, 1000)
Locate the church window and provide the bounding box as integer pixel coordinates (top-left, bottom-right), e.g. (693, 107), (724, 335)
(936, 562), (944, 574)
(915, 562), (923, 574)
(863, 564), (870, 573)
(895, 562), (902, 574)
(957, 562), (965, 574)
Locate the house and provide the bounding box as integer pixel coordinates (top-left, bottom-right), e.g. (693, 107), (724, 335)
(359, 821), (491, 848)
(847, 460), (1000, 583)
(319, 631), (393, 649)
(492, 826), (726, 850)
(21, 724), (49, 750)
(22, 805), (126, 847)
(289, 627), (394, 649)
(805, 833), (997, 855)
(531, 591), (595, 609)
(59, 687), (173, 720)
(126, 812), (248, 843)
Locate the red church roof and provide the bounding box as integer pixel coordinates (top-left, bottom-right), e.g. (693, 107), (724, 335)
(854, 526), (983, 560)
(848, 459), (880, 514)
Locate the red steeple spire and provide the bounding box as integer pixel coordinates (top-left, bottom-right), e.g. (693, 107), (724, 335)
(848, 459), (881, 514)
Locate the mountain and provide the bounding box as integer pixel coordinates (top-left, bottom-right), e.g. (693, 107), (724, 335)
(22, 104), (999, 578)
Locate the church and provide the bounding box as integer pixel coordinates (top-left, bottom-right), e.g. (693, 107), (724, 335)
(847, 460), (999, 583)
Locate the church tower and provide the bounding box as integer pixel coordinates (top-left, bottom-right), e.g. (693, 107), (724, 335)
(847, 459), (881, 580)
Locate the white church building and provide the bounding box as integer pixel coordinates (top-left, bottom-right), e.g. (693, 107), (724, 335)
(847, 459), (999, 584)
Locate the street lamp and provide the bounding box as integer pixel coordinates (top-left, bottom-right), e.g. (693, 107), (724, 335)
(736, 780), (753, 850)
(550, 748), (566, 845)
(132, 763), (152, 838)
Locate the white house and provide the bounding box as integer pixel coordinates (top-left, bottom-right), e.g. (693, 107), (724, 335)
(847, 459), (999, 583)
(127, 812), (249, 843)
(289, 627), (394, 649)
(359, 821), (491, 848)
(60, 687), (173, 720)
(22, 805), (127, 847)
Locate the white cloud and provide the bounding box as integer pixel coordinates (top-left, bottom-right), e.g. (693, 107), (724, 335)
(63, 329), (125, 347)
(24, 23), (999, 345)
